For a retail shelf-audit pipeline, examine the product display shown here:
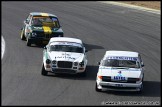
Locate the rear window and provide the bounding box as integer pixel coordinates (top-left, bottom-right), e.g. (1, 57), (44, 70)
(102, 58), (140, 68)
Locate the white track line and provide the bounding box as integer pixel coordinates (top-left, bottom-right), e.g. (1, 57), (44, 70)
(1, 36), (5, 59)
(99, 1), (160, 15)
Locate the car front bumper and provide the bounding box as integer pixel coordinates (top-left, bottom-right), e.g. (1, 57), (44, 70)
(97, 81), (143, 91)
(29, 37), (50, 44)
(29, 33), (63, 44)
(45, 67), (86, 74)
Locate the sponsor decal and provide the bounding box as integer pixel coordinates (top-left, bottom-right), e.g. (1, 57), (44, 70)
(117, 71), (122, 76)
(62, 53), (70, 56)
(55, 56), (76, 60)
(50, 42), (82, 47)
(107, 56), (138, 61)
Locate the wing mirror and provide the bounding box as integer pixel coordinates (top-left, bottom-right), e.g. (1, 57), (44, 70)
(97, 62), (100, 65)
(141, 62), (145, 67)
(85, 49), (88, 52)
(44, 46), (47, 49)
(24, 20), (29, 24)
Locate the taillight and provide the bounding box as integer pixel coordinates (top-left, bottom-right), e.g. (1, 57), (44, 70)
(98, 76), (102, 79)
(136, 78), (141, 81)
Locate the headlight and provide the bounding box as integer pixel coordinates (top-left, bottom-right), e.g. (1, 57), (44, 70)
(46, 59), (51, 64)
(52, 60), (57, 64)
(79, 61), (84, 67)
(32, 32), (37, 37)
(74, 62), (78, 66)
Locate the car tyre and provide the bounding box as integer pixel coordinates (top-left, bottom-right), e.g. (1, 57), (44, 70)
(80, 69), (87, 77)
(26, 38), (31, 46)
(41, 64), (48, 76)
(138, 83), (143, 93)
(136, 79), (143, 94)
(95, 82), (102, 92)
(21, 29), (26, 40)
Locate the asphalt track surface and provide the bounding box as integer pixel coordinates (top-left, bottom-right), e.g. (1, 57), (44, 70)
(2, 1), (161, 105)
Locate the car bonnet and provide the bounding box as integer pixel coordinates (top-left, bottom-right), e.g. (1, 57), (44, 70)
(48, 51), (84, 62)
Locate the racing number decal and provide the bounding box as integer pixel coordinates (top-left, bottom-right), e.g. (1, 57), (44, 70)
(113, 71), (126, 81)
(114, 76), (126, 81)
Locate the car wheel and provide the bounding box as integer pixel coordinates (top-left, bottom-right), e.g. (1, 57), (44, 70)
(139, 83), (143, 92)
(95, 82), (102, 92)
(80, 70), (87, 77)
(26, 38), (31, 46)
(41, 64), (48, 76)
(21, 29), (26, 40)
(136, 83), (143, 94)
(139, 77), (144, 93)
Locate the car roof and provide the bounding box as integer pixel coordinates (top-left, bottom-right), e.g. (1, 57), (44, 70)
(49, 37), (83, 44)
(30, 12), (57, 17)
(105, 50), (139, 58)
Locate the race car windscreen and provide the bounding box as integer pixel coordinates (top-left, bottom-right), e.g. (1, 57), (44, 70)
(50, 45), (83, 53)
(31, 16), (60, 28)
(101, 59), (140, 68)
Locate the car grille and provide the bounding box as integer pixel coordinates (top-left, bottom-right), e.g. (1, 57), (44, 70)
(36, 32), (63, 38)
(44, 33), (60, 38)
(52, 69), (76, 74)
(102, 76), (137, 83)
(57, 61), (73, 68)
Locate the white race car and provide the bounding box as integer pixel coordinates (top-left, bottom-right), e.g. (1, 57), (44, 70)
(41, 37), (88, 76)
(96, 50), (145, 92)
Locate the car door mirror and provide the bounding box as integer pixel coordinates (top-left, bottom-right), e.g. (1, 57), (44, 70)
(85, 49), (88, 52)
(97, 62), (100, 65)
(44, 46), (47, 49)
(141, 62), (144, 67)
(141, 64), (144, 67)
(24, 20), (29, 24)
